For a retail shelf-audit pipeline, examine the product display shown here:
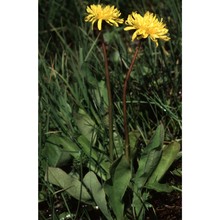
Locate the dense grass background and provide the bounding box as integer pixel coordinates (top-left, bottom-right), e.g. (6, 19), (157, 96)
(39, 0), (181, 219)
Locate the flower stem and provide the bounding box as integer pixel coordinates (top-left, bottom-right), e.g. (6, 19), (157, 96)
(101, 34), (114, 162)
(123, 41), (141, 163)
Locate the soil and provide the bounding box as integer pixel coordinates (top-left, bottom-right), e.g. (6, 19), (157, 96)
(147, 190), (182, 220)
(39, 190), (181, 220)
(151, 159), (182, 220)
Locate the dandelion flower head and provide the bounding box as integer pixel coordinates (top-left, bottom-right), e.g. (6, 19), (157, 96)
(124, 11), (170, 46)
(85, 4), (124, 31)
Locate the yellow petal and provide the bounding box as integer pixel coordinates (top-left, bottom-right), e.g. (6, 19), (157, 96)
(124, 26), (135, 31)
(98, 19), (102, 30)
(84, 4), (124, 29)
(132, 30), (139, 41)
(124, 10), (170, 45)
(86, 6), (93, 13)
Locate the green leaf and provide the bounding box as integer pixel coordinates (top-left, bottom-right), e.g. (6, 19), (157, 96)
(81, 63), (97, 87)
(45, 167), (94, 205)
(133, 124), (165, 189)
(77, 135), (98, 161)
(45, 134), (81, 161)
(129, 130), (141, 159)
(132, 124), (164, 218)
(74, 108), (97, 144)
(171, 167), (182, 177)
(148, 141), (180, 184)
(78, 135), (110, 175)
(83, 171), (113, 220)
(132, 191), (151, 219)
(42, 143), (71, 167)
(94, 80), (108, 109)
(57, 95), (72, 121)
(113, 131), (124, 157)
(134, 149), (162, 189)
(104, 156), (131, 219)
(147, 182), (173, 193)
(144, 123), (164, 154)
(132, 149), (161, 218)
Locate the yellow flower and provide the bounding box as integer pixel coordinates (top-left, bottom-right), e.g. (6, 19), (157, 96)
(85, 4), (124, 31)
(124, 11), (170, 46)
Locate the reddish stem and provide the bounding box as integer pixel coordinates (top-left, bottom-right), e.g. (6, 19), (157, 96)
(123, 41), (141, 163)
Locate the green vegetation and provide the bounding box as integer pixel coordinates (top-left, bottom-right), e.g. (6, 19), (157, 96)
(39, 0), (181, 219)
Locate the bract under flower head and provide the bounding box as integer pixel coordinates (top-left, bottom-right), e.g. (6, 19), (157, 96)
(124, 11), (170, 46)
(85, 4), (124, 31)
